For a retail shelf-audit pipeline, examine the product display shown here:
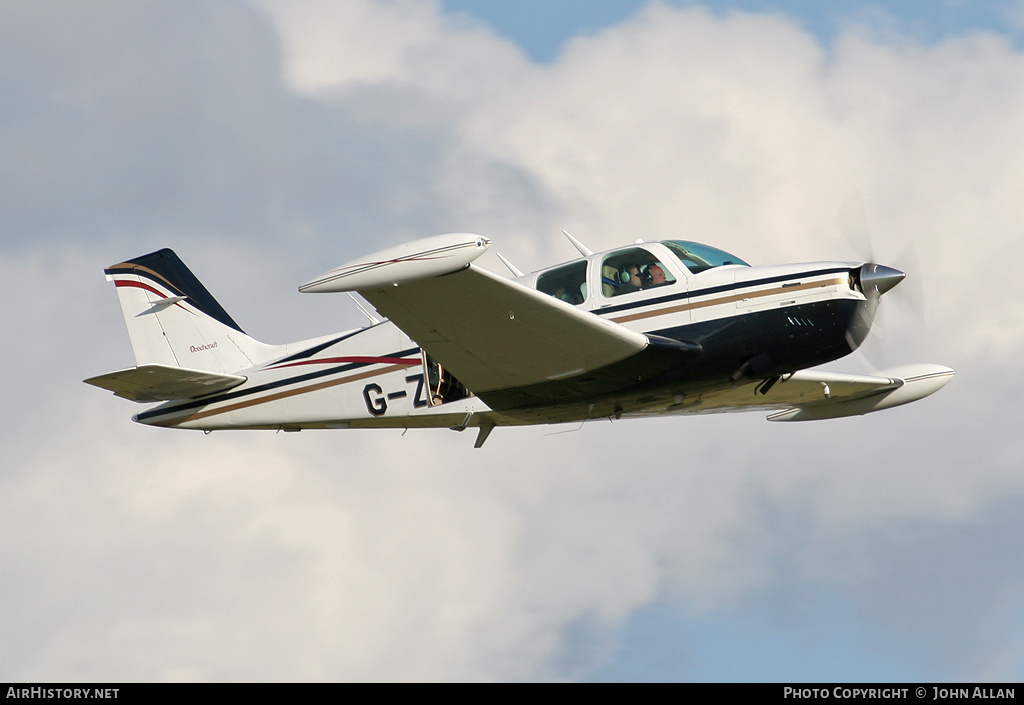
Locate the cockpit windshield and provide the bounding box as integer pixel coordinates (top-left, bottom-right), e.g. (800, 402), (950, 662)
(662, 241), (750, 274)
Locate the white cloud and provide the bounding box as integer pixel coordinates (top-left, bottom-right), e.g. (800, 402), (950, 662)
(261, 0), (448, 91)
(261, 2), (1024, 366)
(260, 0), (527, 101)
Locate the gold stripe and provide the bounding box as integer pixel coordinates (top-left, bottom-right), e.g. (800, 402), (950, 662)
(111, 263), (178, 292)
(609, 277), (845, 324)
(150, 363), (411, 427)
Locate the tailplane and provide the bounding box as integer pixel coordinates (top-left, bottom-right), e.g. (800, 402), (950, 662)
(99, 248), (276, 375)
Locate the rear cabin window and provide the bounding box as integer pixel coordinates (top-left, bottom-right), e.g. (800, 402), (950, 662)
(600, 247), (676, 297)
(536, 261), (588, 305)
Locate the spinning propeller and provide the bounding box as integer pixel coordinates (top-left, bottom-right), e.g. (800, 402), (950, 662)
(845, 262), (905, 353)
(837, 192), (925, 367)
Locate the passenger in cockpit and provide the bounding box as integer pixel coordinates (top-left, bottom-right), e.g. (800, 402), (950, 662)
(621, 264), (643, 293)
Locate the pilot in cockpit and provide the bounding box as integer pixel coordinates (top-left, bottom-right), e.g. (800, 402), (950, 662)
(646, 263), (668, 288)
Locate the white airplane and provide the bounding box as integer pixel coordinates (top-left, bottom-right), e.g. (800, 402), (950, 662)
(85, 233), (954, 447)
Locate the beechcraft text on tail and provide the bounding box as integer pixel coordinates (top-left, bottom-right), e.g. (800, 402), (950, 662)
(85, 233), (954, 447)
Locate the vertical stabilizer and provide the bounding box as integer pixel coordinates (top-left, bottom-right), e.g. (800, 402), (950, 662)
(104, 249), (276, 373)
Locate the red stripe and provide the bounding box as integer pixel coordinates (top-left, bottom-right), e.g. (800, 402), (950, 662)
(113, 279), (169, 298)
(268, 356), (420, 370)
(113, 278), (191, 315)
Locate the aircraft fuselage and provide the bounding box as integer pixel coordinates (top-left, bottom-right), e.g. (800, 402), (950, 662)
(133, 241), (874, 431)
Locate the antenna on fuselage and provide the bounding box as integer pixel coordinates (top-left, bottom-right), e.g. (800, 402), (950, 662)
(562, 230), (593, 257)
(494, 251), (524, 278)
(347, 292), (380, 325)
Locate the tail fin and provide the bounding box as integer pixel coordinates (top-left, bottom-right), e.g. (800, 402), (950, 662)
(104, 248), (275, 373)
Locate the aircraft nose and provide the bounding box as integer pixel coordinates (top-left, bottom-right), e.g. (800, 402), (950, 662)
(859, 263), (905, 297)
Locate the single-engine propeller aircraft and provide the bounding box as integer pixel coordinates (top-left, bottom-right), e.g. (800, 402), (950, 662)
(85, 233), (954, 447)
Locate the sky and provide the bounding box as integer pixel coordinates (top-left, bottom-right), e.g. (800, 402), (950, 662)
(2, 0), (1024, 682)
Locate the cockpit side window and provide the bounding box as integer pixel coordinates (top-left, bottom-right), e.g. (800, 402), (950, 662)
(600, 248), (676, 297)
(536, 261), (588, 305)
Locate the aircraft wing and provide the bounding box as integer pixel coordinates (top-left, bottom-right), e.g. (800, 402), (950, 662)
(357, 265), (650, 394)
(764, 365), (954, 421)
(613, 365), (951, 422)
(84, 364), (247, 403)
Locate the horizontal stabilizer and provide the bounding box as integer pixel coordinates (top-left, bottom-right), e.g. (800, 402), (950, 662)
(84, 364), (247, 403)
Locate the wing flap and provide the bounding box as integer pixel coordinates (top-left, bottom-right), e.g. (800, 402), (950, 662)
(359, 265), (648, 393)
(84, 364), (247, 403)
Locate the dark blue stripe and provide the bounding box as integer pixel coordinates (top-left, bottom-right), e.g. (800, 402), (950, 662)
(136, 345), (421, 421)
(269, 327), (375, 365)
(597, 266), (850, 315)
